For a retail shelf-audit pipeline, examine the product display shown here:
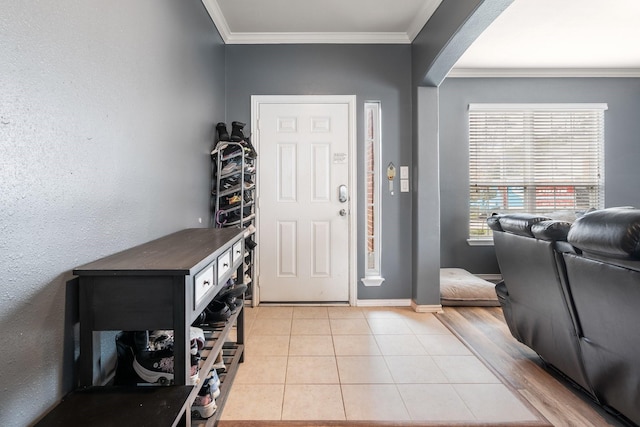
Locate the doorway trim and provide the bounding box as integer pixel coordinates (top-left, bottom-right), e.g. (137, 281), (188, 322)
(251, 95), (358, 306)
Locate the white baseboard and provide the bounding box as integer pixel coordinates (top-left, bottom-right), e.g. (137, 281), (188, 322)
(410, 300), (444, 313)
(356, 299), (412, 307)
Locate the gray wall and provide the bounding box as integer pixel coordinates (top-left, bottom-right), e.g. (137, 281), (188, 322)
(439, 77), (640, 273)
(411, 0), (484, 87)
(0, 1), (225, 425)
(409, 0), (502, 306)
(225, 45), (413, 300)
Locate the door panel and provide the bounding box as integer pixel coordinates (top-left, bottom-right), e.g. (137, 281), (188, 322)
(258, 102), (350, 302)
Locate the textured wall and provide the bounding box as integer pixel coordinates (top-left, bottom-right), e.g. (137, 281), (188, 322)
(439, 77), (640, 273)
(0, 1), (225, 425)
(225, 44), (413, 300)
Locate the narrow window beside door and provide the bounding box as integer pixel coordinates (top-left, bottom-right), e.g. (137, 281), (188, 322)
(362, 101), (384, 286)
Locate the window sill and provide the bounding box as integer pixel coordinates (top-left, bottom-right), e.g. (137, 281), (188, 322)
(467, 239), (494, 246)
(361, 276), (385, 287)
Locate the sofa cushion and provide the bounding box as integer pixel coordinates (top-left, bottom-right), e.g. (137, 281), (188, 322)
(497, 213), (551, 237)
(531, 220), (572, 242)
(568, 207), (640, 259)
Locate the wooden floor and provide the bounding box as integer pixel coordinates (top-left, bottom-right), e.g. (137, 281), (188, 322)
(436, 306), (630, 427)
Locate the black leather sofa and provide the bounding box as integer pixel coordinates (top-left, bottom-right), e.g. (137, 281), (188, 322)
(489, 207), (640, 426)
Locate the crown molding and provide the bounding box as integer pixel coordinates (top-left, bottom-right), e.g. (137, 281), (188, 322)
(202, 0), (414, 44)
(224, 32), (411, 45)
(407, 0), (443, 41)
(201, 0), (231, 43)
(447, 67), (640, 78)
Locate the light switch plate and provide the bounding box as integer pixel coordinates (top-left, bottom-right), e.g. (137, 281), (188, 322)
(400, 179), (409, 192)
(400, 166), (409, 179)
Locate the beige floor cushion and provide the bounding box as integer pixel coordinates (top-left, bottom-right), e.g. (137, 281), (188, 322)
(440, 268), (500, 306)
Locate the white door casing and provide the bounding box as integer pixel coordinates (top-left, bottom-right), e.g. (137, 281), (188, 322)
(251, 95), (357, 304)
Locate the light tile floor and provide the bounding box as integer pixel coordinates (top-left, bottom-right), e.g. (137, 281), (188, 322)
(221, 306), (540, 423)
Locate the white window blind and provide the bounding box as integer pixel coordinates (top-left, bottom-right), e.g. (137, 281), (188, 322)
(468, 103), (606, 240)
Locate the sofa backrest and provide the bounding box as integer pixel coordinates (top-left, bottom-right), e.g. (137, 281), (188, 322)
(561, 207), (640, 423)
(491, 213), (592, 393)
(568, 207), (640, 268)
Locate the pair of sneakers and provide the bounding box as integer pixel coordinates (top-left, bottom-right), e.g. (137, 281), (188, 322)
(129, 327), (205, 386)
(192, 368), (221, 419)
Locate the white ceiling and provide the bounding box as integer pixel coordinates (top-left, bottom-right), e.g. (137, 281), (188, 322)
(202, 0), (442, 44)
(202, 0), (640, 75)
(452, 0), (640, 76)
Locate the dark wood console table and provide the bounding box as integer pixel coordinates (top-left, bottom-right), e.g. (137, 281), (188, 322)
(65, 227), (245, 426)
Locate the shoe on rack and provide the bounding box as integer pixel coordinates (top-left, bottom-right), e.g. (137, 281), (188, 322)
(241, 136), (257, 158)
(224, 211), (242, 224)
(243, 190), (254, 204)
(216, 283), (247, 301)
(221, 181), (239, 192)
(245, 237), (257, 250)
(210, 368), (221, 390)
(221, 160), (241, 175)
(114, 331), (148, 385)
(190, 327), (205, 355)
(133, 348), (200, 385)
(222, 143), (242, 158)
(227, 296), (243, 314)
(148, 330), (173, 351)
(212, 350), (226, 372)
(220, 194), (242, 210)
(203, 369), (221, 399)
(147, 327), (205, 356)
(230, 121), (246, 142)
(192, 393), (217, 419)
(191, 370), (220, 419)
(215, 283), (246, 314)
(216, 122), (230, 142)
(194, 300), (231, 326)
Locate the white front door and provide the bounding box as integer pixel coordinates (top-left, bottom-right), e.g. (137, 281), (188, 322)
(253, 96), (355, 302)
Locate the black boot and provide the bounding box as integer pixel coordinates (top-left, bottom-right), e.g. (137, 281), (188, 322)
(216, 122), (230, 141)
(230, 121), (246, 142)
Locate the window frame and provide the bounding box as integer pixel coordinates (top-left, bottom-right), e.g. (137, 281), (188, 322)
(467, 103), (607, 244)
(361, 101), (385, 286)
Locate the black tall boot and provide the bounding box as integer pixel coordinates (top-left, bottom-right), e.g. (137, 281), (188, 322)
(216, 122), (230, 142)
(230, 121), (246, 142)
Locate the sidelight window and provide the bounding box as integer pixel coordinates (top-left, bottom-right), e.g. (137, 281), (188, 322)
(362, 101), (384, 286)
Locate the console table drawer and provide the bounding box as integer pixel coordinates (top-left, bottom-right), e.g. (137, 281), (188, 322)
(233, 241), (243, 265)
(194, 263), (214, 308)
(218, 249), (231, 280)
